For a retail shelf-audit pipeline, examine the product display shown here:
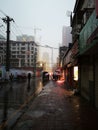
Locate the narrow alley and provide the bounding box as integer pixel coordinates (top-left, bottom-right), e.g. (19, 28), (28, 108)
(11, 80), (98, 130)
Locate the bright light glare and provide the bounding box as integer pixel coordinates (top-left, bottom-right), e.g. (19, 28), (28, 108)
(57, 80), (64, 83)
(74, 66), (78, 81)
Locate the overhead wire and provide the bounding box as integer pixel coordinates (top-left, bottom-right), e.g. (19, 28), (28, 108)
(0, 29), (6, 37)
(0, 9), (16, 41)
(0, 9), (7, 40)
(0, 9), (7, 16)
(0, 22), (6, 40)
(11, 22), (27, 41)
(14, 22), (24, 35)
(0, 10), (23, 41)
(0, 9), (35, 42)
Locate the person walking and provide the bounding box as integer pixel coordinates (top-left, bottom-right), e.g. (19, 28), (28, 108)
(28, 73), (31, 83)
(9, 73), (14, 82)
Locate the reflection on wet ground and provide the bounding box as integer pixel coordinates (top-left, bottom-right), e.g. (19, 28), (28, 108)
(0, 77), (44, 128)
(0, 80), (98, 130)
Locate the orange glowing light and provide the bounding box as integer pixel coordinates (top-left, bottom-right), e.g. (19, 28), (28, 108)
(57, 80), (64, 83)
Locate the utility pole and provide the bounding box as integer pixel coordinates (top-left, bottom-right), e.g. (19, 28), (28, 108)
(2, 16), (14, 73)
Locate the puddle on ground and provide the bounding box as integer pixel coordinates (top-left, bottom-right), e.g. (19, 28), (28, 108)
(38, 88), (52, 96)
(26, 110), (45, 118)
(38, 92), (50, 96)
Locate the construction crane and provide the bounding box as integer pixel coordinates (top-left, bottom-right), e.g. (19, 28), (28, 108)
(33, 27), (41, 42)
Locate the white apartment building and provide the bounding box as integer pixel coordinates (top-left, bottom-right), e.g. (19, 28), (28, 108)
(0, 40), (38, 68)
(62, 26), (72, 47)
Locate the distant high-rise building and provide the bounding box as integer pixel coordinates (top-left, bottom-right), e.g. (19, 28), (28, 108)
(62, 26), (72, 47)
(16, 35), (35, 42)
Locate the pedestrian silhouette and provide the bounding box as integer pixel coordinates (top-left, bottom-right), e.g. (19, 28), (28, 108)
(9, 73), (14, 81)
(28, 73), (31, 83)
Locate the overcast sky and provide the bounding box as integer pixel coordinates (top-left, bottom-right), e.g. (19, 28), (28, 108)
(0, 0), (75, 47)
(0, 0), (76, 66)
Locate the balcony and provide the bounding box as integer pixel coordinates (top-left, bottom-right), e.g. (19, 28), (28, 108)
(79, 10), (98, 55)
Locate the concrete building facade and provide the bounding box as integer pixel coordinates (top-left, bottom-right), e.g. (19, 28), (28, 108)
(0, 40), (38, 68)
(62, 0), (98, 109)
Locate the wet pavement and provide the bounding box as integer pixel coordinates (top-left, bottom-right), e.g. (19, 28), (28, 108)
(0, 78), (43, 129)
(1, 80), (98, 130)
